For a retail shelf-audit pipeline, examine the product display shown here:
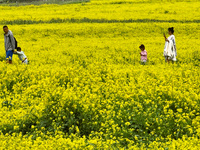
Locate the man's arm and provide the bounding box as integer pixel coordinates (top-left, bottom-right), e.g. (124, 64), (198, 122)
(9, 33), (15, 50)
(4, 36), (7, 51)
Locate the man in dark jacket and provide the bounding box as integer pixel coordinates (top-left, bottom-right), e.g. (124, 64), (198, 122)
(3, 26), (15, 64)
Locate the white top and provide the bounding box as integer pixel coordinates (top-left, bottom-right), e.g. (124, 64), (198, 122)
(14, 51), (27, 61)
(164, 34), (177, 56)
(164, 40), (176, 61)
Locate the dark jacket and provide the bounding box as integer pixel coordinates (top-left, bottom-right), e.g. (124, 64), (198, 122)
(4, 30), (15, 51)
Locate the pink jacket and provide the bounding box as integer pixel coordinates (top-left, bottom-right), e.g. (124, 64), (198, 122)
(140, 50), (147, 60)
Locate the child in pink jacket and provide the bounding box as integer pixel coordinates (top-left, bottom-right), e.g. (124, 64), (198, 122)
(139, 44), (147, 64)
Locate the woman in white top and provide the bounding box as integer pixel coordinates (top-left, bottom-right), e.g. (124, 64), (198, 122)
(14, 47), (28, 64)
(163, 27), (177, 63)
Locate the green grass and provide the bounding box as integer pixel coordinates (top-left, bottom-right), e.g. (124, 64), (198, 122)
(1, 18), (200, 25)
(0, 0), (89, 6)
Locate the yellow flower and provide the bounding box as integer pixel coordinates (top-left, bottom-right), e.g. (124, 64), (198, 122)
(177, 108), (183, 113)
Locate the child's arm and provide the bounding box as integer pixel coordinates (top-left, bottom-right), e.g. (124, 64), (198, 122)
(15, 51), (23, 55)
(140, 51), (147, 56)
(13, 51), (18, 54)
(142, 53), (147, 56)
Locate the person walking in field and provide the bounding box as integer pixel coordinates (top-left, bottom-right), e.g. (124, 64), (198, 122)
(14, 47), (28, 64)
(3, 26), (16, 64)
(139, 44), (147, 65)
(163, 27), (177, 63)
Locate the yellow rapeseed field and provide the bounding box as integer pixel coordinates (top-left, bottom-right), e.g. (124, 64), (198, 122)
(0, 0), (200, 149)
